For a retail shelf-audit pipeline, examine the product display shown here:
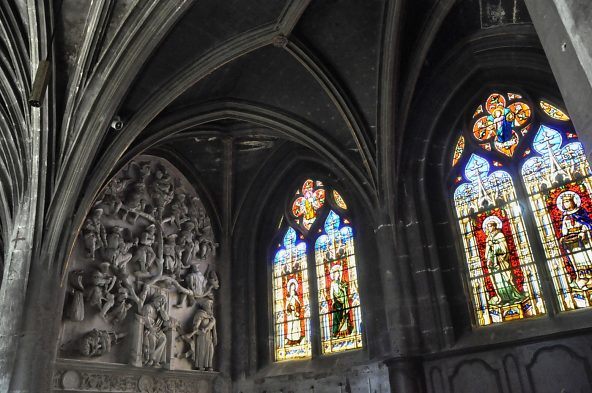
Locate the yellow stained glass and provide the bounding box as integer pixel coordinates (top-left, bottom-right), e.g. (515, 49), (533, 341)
(452, 136), (465, 166)
(333, 190), (348, 210)
(540, 100), (570, 121)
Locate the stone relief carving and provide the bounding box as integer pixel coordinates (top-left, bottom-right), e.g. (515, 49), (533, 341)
(59, 156), (219, 373)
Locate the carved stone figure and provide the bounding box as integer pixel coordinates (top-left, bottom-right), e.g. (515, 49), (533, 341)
(150, 165), (175, 218)
(82, 208), (107, 260)
(62, 157), (221, 372)
(141, 294), (171, 367)
(87, 263), (116, 320)
(122, 181), (147, 223)
(108, 284), (132, 324)
(99, 176), (127, 217)
(182, 298), (217, 371)
(175, 267), (219, 308)
(103, 226), (134, 269)
(78, 329), (125, 357)
(130, 224), (157, 272)
(168, 192), (188, 229)
(67, 270), (85, 322)
(137, 161), (152, 181)
(177, 221), (196, 265)
(196, 216), (218, 259)
(188, 197), (203, 228)
(175, 265), (206, 308)
(163, 234), (180, 277)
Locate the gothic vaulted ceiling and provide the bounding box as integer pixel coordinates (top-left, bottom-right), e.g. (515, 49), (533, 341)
(0, 0), (547, 276)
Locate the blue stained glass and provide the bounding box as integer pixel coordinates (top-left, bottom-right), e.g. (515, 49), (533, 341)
(340, 226), (353, 239)
(283, 227), (297, 246)
(532, 125), (563, 155)
(465, 154), (490, 182)
(324, 211), (341, 234)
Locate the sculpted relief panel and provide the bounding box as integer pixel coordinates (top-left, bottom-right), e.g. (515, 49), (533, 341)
(59, 155), (220, 374)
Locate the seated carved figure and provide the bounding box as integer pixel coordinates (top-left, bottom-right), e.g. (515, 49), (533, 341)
(141, 294), (171, 367)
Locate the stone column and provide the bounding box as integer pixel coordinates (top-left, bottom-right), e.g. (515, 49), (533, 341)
(524, 0), (592, 154)
(386, 357), (425, 393)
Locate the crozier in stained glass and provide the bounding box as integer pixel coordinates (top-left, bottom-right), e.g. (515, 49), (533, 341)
(454, 154), (545, 325)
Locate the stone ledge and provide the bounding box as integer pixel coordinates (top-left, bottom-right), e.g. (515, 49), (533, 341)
(53, 358), (219, 393)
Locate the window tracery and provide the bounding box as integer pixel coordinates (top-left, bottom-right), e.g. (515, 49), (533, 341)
(272, 179), (363, 361)
(452, 90), (592, 325)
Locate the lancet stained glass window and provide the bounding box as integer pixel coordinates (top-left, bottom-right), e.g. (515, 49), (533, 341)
(454, 155), (545, 325)
(451, 91), (550, 326)
(273, 180), (363, 361)
(522, 126), (592, 310)
(273, 227), (311, 360)
(452, 89), (592, 324)
(315, 211), (362, 353)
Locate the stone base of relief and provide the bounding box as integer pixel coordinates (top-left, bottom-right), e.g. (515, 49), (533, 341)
(53, 359), (220, 393)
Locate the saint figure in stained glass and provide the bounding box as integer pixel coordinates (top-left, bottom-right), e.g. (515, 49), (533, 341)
(285, 278), (303, 344)
(315, 210), (362, 353)
(522, 125), (592, 310)
(273, 181), (363, 361)
(472, 93), (531, 157)
(483, 215), (526, 305)
(273, 227), (311, 360)
(454, 154), (545, 325)
(291, 179), (326, 230)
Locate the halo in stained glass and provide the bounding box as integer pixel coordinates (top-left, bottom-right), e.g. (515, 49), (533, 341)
(333, 190), (348, 210)
(315, 211), (362, 353)
(540, 100), (570, 121)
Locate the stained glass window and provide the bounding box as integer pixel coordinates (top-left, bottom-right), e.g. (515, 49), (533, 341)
(315, 211), (362, 353)
(454, 154), (545, 325)
(452, 136), (465, 166)
(273, 181), (363, 361)
(452, 89), (592, 325)
(540, 100), (570, 121)
(522, 126), (592, 310)
(273, 227), (311, 360)
(472, 92), (532, 157)
(333, 190), (348, 210)
(291, 179), (326, 230)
